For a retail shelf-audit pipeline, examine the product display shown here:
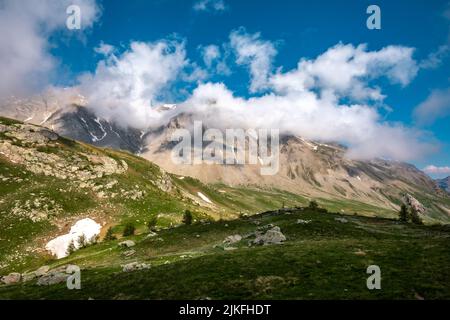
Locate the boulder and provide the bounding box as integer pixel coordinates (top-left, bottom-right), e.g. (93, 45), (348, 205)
(122, 262), (150, 272)
(253, 227), (286, 245)
(1, 273), (21, 285)
(119, 240), (136, 248)
(223, 234), (242, 245)
(37, 272), (68, 286)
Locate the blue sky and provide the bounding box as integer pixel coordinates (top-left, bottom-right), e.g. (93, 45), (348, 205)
(2, 0), (450, 177)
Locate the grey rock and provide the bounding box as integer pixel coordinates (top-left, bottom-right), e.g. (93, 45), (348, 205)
(253, 227), (286, 245)
(119, 240), (136, 248)
(1, 273), (21, 285)
(122, 262), (150, 272)
(37, 272), (68, 286)
(223, 234), (242, 245)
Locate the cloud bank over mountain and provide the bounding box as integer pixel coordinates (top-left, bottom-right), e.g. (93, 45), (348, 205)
(72, 28), (431, 161)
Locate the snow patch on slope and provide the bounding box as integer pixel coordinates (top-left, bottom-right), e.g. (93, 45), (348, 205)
(197, 192), (213, 204)
(45, 218), (101, 259)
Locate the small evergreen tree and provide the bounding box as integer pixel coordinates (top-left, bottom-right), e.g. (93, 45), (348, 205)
(183, 210), (193, 225)
(104, 227), (116, 241)
(399, 204), (408, 222)
(122, 223), (136, 237)
(66, 240), (76, 256)
(308, 200), (319, 211)
(147, 216), (158, 231)
(77, 234), (87, 248)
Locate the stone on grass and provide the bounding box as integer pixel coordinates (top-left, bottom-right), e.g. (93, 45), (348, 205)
(1, 273), (21, 285)
(119, 240), (136, 248)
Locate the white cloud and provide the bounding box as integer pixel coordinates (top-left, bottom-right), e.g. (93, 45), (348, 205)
(94, 42), (115, 56)
(423, 165), (450, 175)
(270, 43), (418, 101)
(414, 88), (450, 125)
(0, 0), (101, 98)
(174, 81), (432, 162)
(420, 45), (450, 69)
(201, 45), (221, 67)
(230, 28), (278, 93)
(193, 0), (227, 12)
(199, 44), (231, 76)
(78, 40), (188, 129)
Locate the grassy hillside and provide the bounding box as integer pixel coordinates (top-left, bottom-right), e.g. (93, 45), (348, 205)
(1, 116), (450, 300)
(1, 208), (449, 300)
(0, 116), (335, 274)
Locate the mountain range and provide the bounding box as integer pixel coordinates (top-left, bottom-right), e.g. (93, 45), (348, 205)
(1, 91), (449, 223)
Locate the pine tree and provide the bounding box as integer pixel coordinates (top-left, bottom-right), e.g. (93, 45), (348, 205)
(66, 240), (76, 256)
(399, 204), (409, 222)
(123, 223), (135, 237)
(104, 227), (116, 241)
(183, 210), (193, 225)
(77, 234), (87, 248)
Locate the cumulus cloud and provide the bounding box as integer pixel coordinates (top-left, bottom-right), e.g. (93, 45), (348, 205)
(270, 43), (418, 101)
(414, 88), (450, 125)
(423, 165), (450, 175)
(230, 28), (278, 93)
(0, 0), (101, 98)
(193, 0), (227, 12)
(78, 40), (189, 129)
(199, 44), (231, 76)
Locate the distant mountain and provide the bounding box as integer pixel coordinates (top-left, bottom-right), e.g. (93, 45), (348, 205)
(1, 92), (449, 223)
(436, 177), (450, 194)
(141, 111), (449, 221)
(0, 91), (145, 153)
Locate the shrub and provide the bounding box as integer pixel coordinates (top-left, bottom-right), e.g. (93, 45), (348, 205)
(77, 234), (87, 248)
(308, 200), (319, 211)
(123, 223), (136, 237)
(104, 227), (116, 241)
(183, 210), (193, 225)
(147, 216), (158, 231)
(66, 240), (76, 256)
